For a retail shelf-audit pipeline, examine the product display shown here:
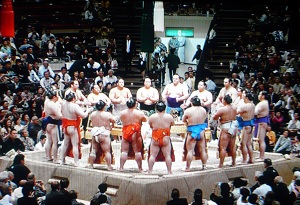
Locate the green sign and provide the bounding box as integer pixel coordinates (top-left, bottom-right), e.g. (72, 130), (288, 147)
(165, 28), (194, 37)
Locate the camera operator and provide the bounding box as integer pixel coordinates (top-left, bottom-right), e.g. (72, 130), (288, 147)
(26, 172), (46, 200)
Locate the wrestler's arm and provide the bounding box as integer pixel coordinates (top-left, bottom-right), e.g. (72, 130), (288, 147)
(109, 88), (120, 104)
(75, 104), (93, 119)
(108, 113), (116, 127)
(150, 88), (159, 103)
(231, 89), (238, 103)
(54, 103), (63, 119)
(148, 116), (153, 129)
(169, 115), (175, 127)
(212, 108), (223, 120)
(79, 90), (91, 106)
(136, 88), (146, 102)
(182, 112), (188, 123)
(183, 91), (195, 108)
(102, 93), (112, 106)
(236, 104), (245, 115)
(126, 88), (132, 99)
(203, 91), (213, 107)
(161, 85), (169, 102)
(254, 103), (261, 115)
(87, 94), (95, 105)
(177, 85), (189, 102)
(214, 88), (224, 105)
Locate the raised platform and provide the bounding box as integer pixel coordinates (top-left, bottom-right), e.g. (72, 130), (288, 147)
(1, 140), (299, 205)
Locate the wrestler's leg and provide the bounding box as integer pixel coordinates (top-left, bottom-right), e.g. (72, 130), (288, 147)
(88, 137), (98, 168)
(148, 140), (160, 174)
(119, 139), (129, 172)
(257, 123), (267, 160)
(185, 134), (196, 171)
(218, 130), (229, 168)
(132, 134), (143, 172)
(68, 127), (80, 166)
(229, 134), (237, 167)
(161, 136), (172, 174)
(45, 128), (53, 161)
(240, 128), (248, 163)
(60, 133), (71, 164)
(100, 135), (113, 170)
(198, 131), (208, 168)
(245, 126), (254, 163)
(49, 125), (59, 163)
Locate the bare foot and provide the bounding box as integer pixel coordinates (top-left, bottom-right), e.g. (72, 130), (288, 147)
(60, 161), (66, 165)
(87, 164), (93, 169)
(247, 160), (254, 164)
(167, 171), (173, 174)
(107, 166), (113, 171)
(184, 167), (191, 172)
(53, 160), (60, 164)
(218, 164), (223, 168)
(117, 167), (123, 172)
(147, 170), (152, 174)
(255, 157), (264, 162)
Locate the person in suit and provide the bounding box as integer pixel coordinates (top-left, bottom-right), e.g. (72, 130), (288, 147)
(167, 188), (188, 205)
(122, 34), (136, 73)
(26, 46), (37, 64)
(268, 87), (279, 111)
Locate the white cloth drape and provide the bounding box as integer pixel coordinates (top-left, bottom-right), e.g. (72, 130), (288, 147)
(154, 2), (164, 32)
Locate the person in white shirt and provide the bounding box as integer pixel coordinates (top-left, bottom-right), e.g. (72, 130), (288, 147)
(87, 57), (100, 71)
(57, 66), (71, 87)
(94, 69), (105, 85)
(34, 135), (46, 151)
(47, 36), (57, 57)
(205, 76), (217, 93)
(27, 63), (40, 83)
(253, 176), (272, 199)
(103, 69), (118, 87)
(40, 70), (55, 90)
(38, 60), (55, 79)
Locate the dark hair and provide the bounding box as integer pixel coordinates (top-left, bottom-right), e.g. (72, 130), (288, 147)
(264, 191), (276, 205)
(264, 158), (272, 166)
(193, 188), (203, 202)
(233, 177), (247, 188)
(223, 94), (232, 104)
(156, 101), (166, 112)
(245, 91), (254, 101)
(95, 100), (106, 111)
(60, 178), (69, 189)
(191, 96), (201, 106)
(248, 193), (258, 204)
(126, 97), (136, 108)
(50, 181), (60, 191)
(13, 154), (25, 164)
(45, 89), (57, 99)
(257, 175), (266, 184)
(98, 194), (108, 203)
(260, 90), (268, 98)
(98, 183), (108, 193)
(240, 187), (250, 201)
(69, 190), (78, 199)
(220, 183), (231, 198)
(22, 182), (34, 196)
(171, 188), (180, 199)
(90, 198), (100, 205)
(40, 135), (46, 140)
(65, 92), (75, 102)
